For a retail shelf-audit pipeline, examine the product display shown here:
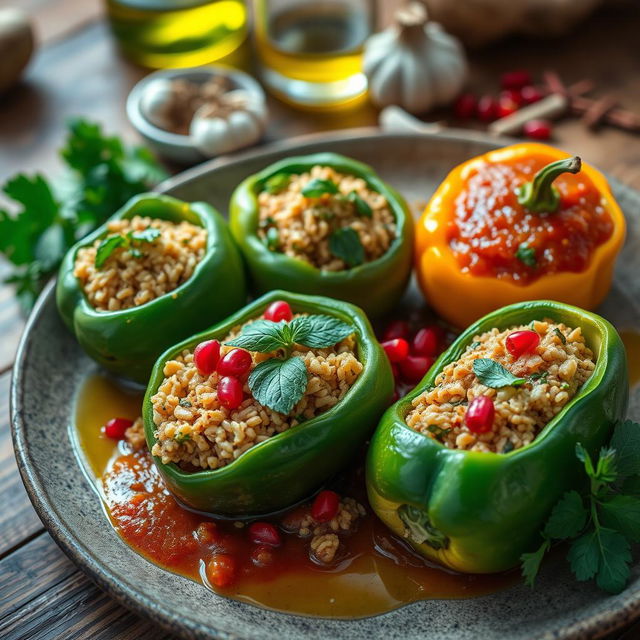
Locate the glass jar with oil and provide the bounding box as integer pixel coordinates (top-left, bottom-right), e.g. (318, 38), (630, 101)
(253, 0), (374, 109)
(106, 0), (248, 68)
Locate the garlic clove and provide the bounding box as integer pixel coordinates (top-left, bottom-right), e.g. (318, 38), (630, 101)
(190, 109), (263, 157)
(140, 78), (179, 131)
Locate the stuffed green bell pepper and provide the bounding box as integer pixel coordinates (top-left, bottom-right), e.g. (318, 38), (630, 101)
(366, 300), (628, 574)
(229, 152), (414, 317)
(57, 193), (247, 384)
(143, 289), (394, 517)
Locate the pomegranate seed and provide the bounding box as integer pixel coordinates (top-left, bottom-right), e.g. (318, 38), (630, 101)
(501, 70), (532, 90)
(206, 553), (236, 588)
(251, 544), (275, 567)
(400, 355), (434, 383)
(506, 330), (541, 358)
(194, 340), (221, 376)
(264, 300), (293, 322)
(382, 320), (410, 341)
(218, 376), (243, 409)
(103, 417), (133, 440)
(501, 89), (524, 106)
(497, 95), (519, 119)
(382, 338), (410, 363)
(217, 348), (252, 376)
(523, 119), (552, 140)
(465, 396), (495, 434)
(520, 85), (543, 105)
(311, 490), (340, 522)
(412, 326), (442, 357)
(248, 522), (282, 547)
(477, 95), (498, 122)
(454, 93), (477, 119)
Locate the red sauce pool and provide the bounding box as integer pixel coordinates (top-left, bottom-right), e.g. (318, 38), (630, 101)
(75, 374), (516, 618)
(448, 153), (613, 284)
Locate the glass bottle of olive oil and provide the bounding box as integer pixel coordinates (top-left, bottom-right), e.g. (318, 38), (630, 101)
(254, 0), (374, 109)
(106, 0), (248, 69)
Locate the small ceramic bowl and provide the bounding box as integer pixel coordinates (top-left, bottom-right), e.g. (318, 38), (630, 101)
(126, 65), (267, 165)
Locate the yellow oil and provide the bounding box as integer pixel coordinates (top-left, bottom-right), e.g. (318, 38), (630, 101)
(107, 0), (247, 69)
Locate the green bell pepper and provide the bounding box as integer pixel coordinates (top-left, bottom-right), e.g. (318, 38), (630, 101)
(57, 193), (247, 384)
(228, 152), (414, 317)
(143, 289), (394, 517)
(366, 300), (628, 574)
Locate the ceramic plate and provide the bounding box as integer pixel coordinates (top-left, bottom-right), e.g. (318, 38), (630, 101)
(11, 130), (640, 640)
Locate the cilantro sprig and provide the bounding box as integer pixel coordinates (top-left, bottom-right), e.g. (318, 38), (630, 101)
(228, 314), (354, 414)
(95, 228), (161, 268)
(521, 420), (640, 594)
(0, 118), (166, 310)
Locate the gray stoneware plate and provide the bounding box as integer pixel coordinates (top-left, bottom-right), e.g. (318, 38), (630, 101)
(11, 130), (640, 640)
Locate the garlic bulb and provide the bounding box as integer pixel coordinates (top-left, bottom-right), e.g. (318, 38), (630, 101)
(190, 90), (267, 157)
(363, 2), (467, 114)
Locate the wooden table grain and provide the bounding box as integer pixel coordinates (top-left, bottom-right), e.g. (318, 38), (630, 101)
(1, 1), (639, 638)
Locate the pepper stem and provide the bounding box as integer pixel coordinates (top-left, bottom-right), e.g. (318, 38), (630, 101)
(516, 156), (582, 214)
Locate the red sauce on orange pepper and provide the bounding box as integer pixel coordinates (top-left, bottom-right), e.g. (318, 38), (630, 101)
(447, 154), (613, 284)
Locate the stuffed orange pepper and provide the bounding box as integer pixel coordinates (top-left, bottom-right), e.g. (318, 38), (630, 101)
(415, 143), (626, 328)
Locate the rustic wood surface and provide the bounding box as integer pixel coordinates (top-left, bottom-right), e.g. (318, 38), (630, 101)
(0, 1), (639, 638)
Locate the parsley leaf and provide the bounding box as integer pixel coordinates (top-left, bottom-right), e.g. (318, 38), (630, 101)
(521, 539), (550, 587)
(543, 490), (588, 539)
(289, 314), (353, 348)
(346, 191), (373, 217)
(599, 495), (640, 542)
(329, 227), (365, 268)
(263, 173), (291, 194)
(248, 357), (308, 414)
(472, 358), (526, 388)
(516, 243), (537, 268)
(610, 420), (640, 478)
(595, 447), (618, 484)
(567, 530), (600, 581)
(94, 227), (162, 268)
(301, 178), (339, 198)
(595, 528), (631, 594)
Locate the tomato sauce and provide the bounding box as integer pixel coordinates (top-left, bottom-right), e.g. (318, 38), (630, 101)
(74, 374), (516, 618)
(448, 154), (613, 284)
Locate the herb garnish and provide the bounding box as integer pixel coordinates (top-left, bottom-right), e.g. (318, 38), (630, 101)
(263, 227), (280, 252)
(174, 432), (191, 443)
(228, 314), (354, 414)
(516, 243), (537, 268)
(329, 227), (365, 267)
(346, 191), (373, 217)
(301, 178), (339, 198)
(94, 228), (161, 268)
(473, 358), (526, 388)
(521, 420), (640, 593)
(553, 328), (567, 344)
(263, 173), (291, 194)
(427, 424), (451, 439)
(528, 370), (549, 385)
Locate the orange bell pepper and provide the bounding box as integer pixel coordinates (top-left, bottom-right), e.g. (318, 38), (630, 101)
(415, 143), (626, 328)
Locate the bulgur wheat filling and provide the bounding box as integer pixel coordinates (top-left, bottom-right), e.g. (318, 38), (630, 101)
(405, 320), (595, 453)
(257, 165), (396, 270)
(150, 315), (363, 471)
(74, 215), (206, 311)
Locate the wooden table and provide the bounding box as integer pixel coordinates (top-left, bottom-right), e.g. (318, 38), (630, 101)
(1, 1), (639, 638)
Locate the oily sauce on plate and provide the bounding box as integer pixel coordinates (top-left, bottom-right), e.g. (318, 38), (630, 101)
(74, 374), (515, 618)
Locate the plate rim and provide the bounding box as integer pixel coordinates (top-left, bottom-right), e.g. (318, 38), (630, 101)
(10, 128), (640, 640)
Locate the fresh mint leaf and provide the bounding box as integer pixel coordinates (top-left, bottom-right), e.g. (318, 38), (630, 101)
(553, 328), (567, 344)
(129, 227), (161, 244)
(567, 531), (600, 581)
(263, 173), (290, 194)
(289, 314), (353, 349)
(610, 420), (640, 478)
(516, 243), (537, 268)
(595, 528), (631, 594)
(248, 357), (308, 414)
(346, 191), (373, 217)
(329, 227), (365, 268)
(227, 319), (291, 353)
(301, 178), (339, 198)
(595, 447), (618, 484)
(521, 539), (550, 587)
(472, 358), (526, 388)
(95, 235), (126, 268)
(599, 495), (640, 542)
(543, 490), (588, 539)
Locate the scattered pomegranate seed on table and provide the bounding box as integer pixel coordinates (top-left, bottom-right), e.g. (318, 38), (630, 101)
(454, 93), (477, 119)
(501, 89), (524, 106)
(400, 355), (433, 383)
(264, 300), (293, 322)
(506, 330), (541, 358)
(248, 522), (282, 547)
(218, 376), (244, 409)
(381, 338), (410, 363)
(523, 119), (553, 140)
(311, 490), (340, 522)
(477, 95), (498, 122)
(382, 319), (410, 341)
(217, 348), (252, 376)
(501, 70), (532, 90)
(194, 339), (221, 376)
(465, 396), (495, 434)
(497, 95), (519, 119)
(412, 326), (442, 357)
(520, 85), (543, 105)
(103, 417), (133, 440)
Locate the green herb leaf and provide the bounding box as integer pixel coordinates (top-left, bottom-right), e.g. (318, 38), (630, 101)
(129, 227), (161, 244)
(472, 358), (526, 388)
(599, 495), (640, 542)
(227, 319), (292, 353)
(95, 235), (126, 268)
(567, 531), (600, 581)
(576, 443), (596, 478)
(289, 314), (353, 348)
(516, 243), (537, 268)
(595, 528), (632, 594)
(610, 420), (640, 478)
(263, 173), (291, 194)
(521, 539), (550, 587)
(543, 490), (588, 539)
(264, 226), (280, 252)
(248, 357), (308, 414)
(595, 447), (618, 484)
(174, 432), (191, 443)
(553, 328), (567, 344)
(301, 178), (339, 198)
(621, 475), (640, 496)
(528, 370), (549, 385)
(346, 191), (373, 217)
(469, 341), (481, 350)
(427, 424), (451, 439)
(329, 227), (365, 268)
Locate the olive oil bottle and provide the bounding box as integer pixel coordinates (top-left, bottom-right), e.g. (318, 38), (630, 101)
(107, 0), (248, 68)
